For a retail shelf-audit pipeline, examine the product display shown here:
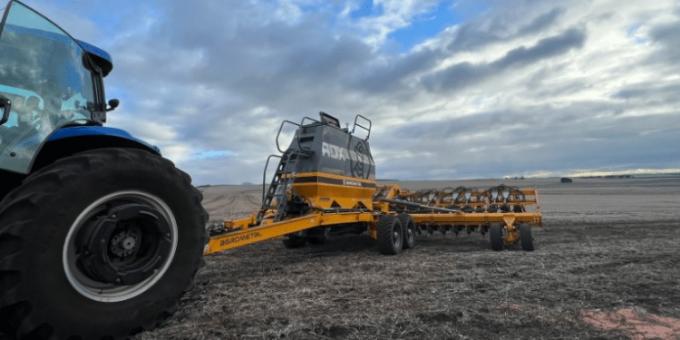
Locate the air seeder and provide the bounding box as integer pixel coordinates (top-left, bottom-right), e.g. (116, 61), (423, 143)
(0, 2), (541, 339)
(205, 113), (542, 256)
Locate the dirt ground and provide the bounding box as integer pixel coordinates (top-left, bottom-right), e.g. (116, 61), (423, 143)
(137, 176), (680, 339)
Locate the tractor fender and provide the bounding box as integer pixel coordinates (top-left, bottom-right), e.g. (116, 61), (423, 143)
(30, 125), (161, 172)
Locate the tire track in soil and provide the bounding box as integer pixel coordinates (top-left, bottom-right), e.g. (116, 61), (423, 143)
(141, 179), (680, 340)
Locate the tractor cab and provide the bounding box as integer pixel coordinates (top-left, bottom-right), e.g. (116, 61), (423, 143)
(0, 1), (113, 174)
(0, 4), (209, 339)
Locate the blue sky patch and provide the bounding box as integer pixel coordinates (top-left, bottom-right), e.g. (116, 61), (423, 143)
(388, 1), (489, 51)
(349, 0), (378, 20)
(193, 149), (235, 160)
(389, 2), (459, 51)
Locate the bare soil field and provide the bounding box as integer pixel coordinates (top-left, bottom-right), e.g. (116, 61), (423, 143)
(138, 177), (680, 339)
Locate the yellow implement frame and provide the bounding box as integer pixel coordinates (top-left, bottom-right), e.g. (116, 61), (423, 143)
(206, 212), (374, 254)
(205, 184), (542, 255)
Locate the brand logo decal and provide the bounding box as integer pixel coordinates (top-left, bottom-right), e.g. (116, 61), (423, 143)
(219, 231), (263, 247)
(322, 142), (374, 166)
(343, 179), (363, 187)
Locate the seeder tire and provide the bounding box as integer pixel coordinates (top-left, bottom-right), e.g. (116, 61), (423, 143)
(306, 228), (330, 245)
(377, 215), (403, 255)
(519, 224), (535, 251)
(282, 235), (307, 248)
(489, 224), (504, 251)
(398, 214), (416, 249)
(0, 148), (208, 340)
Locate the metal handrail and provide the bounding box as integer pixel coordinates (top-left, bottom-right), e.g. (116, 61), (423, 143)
(275, 120), (302, 154)
(277, 119), (316, 156)
(351, 114), (372, 141)
(300, 116), (320, 126)
(261, 154), (282, 206)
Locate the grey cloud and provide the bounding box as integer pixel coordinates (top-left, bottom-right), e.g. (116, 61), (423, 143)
(351, 6), (568, 94)
(26, 0), (680, 184)
(100, 1), (385, 184)
(393, 101), (619, 140)
(377, 103), (680, 179)
(155, 2), (374, 95)
(517, 8), (565, 37)
(649, 19), (680, 66)
(354, 48), (444, 93)
(498, 28), (585, 67)
(615, 83), (680, 102)
(445, 7), (565, 53)
(423, 28), (585, 92)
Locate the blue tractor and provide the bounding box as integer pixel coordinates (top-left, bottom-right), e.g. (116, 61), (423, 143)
(0, 2), (207, 339)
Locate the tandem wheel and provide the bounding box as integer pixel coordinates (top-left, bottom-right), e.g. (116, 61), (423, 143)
(398, 213), (416, 249)
(282, 234), (307, 248)
(376, 215), (404, 255)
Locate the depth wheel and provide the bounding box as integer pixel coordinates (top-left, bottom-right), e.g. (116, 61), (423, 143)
(489, 224), (504, 251)
(376, 215), (403, 255)
(519, 224), (534, 251)
(0, 148), (207, 339)
(398, 214), (416, 249)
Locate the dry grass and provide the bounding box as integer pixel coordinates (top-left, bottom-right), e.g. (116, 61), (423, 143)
(136, 177), (680, 339)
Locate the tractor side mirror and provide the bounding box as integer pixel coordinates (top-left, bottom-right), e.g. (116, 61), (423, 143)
(106, 98), (119, 112)
(0, 95), (11, 126)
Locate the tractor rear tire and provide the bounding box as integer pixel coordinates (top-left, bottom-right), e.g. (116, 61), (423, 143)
(398, 214), (416, 249)
(0, 148), (208, 340)
(519, 224), (534, 251)
(376, 215), (403, 255)
(489, 224), (504, 251)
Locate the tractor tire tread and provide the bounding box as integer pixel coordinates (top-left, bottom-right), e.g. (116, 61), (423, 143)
(0, 148), (208, 340)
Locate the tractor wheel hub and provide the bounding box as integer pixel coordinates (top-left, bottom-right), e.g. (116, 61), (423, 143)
(63, 191), (179, 303)
(76, 203), (171, 286)
(110, 229), (141, 257)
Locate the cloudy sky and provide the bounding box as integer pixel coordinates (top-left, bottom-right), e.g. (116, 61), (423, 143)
(12, 0), (680, 184)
